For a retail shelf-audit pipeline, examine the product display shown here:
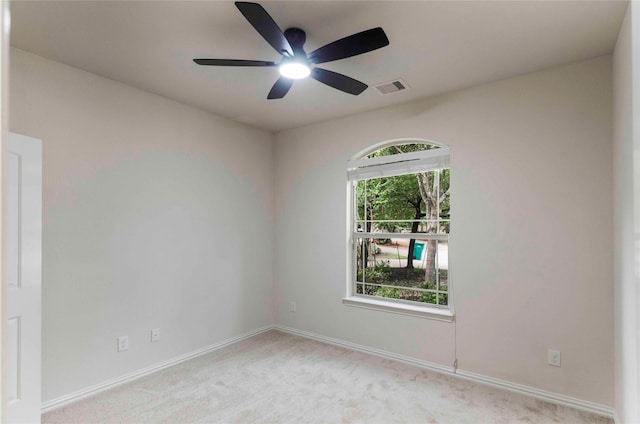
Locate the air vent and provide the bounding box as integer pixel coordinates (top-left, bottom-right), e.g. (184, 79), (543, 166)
(374, 79), (408, 95)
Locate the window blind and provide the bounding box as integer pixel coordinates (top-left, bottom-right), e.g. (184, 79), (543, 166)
(347, 147), (450, 181)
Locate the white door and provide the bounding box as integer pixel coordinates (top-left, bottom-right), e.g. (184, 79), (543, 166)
(6, 133), (42, 423)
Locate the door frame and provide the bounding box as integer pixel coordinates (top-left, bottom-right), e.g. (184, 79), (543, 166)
(1, 0), (11, 421)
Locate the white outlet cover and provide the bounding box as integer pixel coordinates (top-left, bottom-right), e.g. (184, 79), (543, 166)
(117, 336), (129, 352)
(151, 328), (160, 342)
(548, 349), (561, 367)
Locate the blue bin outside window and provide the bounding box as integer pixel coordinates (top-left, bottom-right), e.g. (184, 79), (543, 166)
(413, 241), (425, 260)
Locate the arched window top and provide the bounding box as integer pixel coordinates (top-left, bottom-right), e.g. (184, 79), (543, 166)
(348, 140), (449, 181)
(352, 138), (447, 161)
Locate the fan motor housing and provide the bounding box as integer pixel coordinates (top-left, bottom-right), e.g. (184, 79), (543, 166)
(284, 28), (306, 52)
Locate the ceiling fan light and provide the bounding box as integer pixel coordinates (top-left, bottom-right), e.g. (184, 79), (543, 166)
(279, 62), (311, 80)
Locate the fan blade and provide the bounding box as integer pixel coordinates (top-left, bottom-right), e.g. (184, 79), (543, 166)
(194, 59), (277, 67)
(310, 68), (367, 95)
(308, 27), (389, 64)
(267, 77), (294, 99)
(235, 2), (293, 57)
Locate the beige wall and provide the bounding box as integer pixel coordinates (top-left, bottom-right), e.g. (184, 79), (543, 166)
(10, 48), (275, 402)
(613, 2), (640, 423)
(274, 56), (613, 406)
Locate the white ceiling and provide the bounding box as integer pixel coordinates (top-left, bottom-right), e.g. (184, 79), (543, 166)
(10, 1), (628, 132)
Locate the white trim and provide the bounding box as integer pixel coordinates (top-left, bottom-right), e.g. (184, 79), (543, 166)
(274, 325), (614, 421)
(342, 296), (454, 322)
(355, 232), (448, 240)
(454, 369), (615, 419)
(274, 324), (455, 374)
(41, 325), (274, 413)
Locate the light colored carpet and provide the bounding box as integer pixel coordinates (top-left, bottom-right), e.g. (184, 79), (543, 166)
(43, 330), (612, 424)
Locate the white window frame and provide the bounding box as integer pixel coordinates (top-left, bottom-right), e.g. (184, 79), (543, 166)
(343, 140), (454, 321)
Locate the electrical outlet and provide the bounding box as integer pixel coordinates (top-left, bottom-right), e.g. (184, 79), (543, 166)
(548, 349), (561, 367)
(117, 336), (129, 352)
(151, 328), (160, 342)
(290, 302), (297, 312)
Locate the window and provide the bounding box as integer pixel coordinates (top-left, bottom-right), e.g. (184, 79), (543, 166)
(344, 141), (452, 320)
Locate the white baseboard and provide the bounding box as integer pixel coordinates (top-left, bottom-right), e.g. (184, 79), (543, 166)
(454, 369), (615, 419)
(273, 324), (454, 374)
(274, 325), (615, 421)
(612, 410), (621, 424)
(41, 325), (275, 413)
(43, 323), (615, 421)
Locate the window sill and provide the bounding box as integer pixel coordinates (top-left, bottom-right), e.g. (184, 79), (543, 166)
(342, 296), (454, 322)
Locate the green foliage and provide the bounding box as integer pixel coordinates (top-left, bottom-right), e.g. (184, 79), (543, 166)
(439, 169), (451, 232)
(356, 143), (451, 233)
(368, 261), (390, 282)
(418, 282), (448, 305)
(375, 286), (401, 299)
(357, 173), (424, 227)
(356, 261), (390, 284)
(357, 262), (448, 305)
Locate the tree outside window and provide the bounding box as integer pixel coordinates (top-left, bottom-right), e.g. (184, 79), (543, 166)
(350, 142), (450, 307)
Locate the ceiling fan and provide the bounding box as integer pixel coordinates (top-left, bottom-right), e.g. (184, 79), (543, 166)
(194, 2), (390, 99)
